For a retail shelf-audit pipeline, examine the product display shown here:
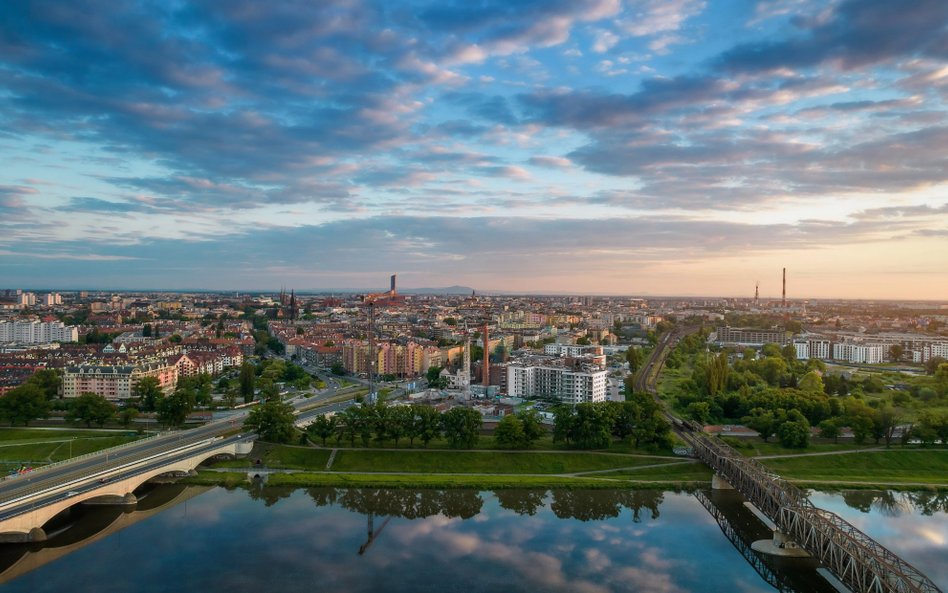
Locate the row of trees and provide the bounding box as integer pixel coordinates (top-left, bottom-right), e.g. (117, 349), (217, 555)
(552, 395), (672, 450)
(302, 404), (484, 449)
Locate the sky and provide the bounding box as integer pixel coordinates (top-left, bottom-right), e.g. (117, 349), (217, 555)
(0, 0), (946, 299)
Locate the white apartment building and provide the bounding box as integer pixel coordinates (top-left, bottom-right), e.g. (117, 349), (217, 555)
(832, 343), (885, 365)
(507, 364), (607, 404)
(544, 343), (602, 357)
(793, 341), (809, 360)
(0, 320), (78, 344)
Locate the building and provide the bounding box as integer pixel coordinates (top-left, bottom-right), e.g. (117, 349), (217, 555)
(832, 343), (885, 365)
(0, 320), (79, 344)
(506, 363), (607, 404)
(62, 361), (177, 400)
(715, 326), (789, 346)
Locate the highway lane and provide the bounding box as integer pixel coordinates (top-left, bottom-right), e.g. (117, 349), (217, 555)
(0, 369), (352, 506)
(0, 433), (253, 523)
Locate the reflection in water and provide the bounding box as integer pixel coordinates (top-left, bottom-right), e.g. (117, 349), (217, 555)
(0, 484), (211, 584)
(0, 484), (944, 593)
(840, 489), (948, 517)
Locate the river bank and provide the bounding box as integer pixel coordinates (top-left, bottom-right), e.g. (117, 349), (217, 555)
(185, 442), (948, 490)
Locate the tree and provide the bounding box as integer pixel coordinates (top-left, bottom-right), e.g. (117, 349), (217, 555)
(25, 369), (61, 400)
(924, 356), (946, 375)
(307, 414), (338, 446)
(494, 414), (526, 448)
(703, 352), (729, 397)
(134, 376), (163, 412)
(818, 418), (841, 443)
(410, 405), (442, 447)
(625, 346), (644, 374)
(686, 401), (711, 424)
(517, 409), (544, 447)
(244, 400), (297, 443)
(120, 407), (140, 428)
(426, 366), (448, 389)
(742, 408), (778, 442)
(330, 362), (347, 376)
(798, 371), (824, 394)
(778, 411), (810, 448)
(67, 392), (116, 427)
(0, 384), (51, 426)
(441, 407), (482, 449)
(156, 389), (194, 427)
(552, 405), (576, 445)
(888, 344), (904, 363)
(874, 405), (901, 447)
(388, 406), (413, 446)
(338, 407), (361, 446)
(570, 403), (613, 449)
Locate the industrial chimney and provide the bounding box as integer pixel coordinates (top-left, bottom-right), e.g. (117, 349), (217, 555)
(482, 324), (490, 387)
(782, 268), (786, 307)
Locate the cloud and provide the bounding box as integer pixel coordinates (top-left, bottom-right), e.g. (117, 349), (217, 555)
(718, 0), (948, 72)
(528, 156), (573, 169)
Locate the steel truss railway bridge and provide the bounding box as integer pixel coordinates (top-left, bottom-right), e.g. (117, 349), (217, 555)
(687, 432), (940, 593)
(640, 327), (942, 593)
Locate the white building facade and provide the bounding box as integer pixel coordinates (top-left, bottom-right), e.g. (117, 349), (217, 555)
(0, 320), (78, 344)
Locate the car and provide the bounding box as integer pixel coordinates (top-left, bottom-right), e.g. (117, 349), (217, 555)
(67, 490), (80, 497)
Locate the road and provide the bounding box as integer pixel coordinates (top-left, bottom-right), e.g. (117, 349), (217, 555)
(0, 365), (355, 512)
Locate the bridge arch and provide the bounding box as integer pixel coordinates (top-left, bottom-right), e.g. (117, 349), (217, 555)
(0, 442), (242, 542)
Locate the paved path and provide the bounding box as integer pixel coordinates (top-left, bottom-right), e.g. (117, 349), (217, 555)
(753, 446), (886, 460)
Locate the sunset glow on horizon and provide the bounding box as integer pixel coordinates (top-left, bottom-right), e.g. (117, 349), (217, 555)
(1, 1), (946, 299)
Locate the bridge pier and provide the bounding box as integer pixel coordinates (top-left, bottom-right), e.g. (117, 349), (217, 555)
(711, 475), (734, 490)
(751, 530), (810, 558)
(0, 527), (49, 544)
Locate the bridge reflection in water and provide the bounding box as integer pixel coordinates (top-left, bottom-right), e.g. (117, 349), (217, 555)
(0, 483), (210, 584)
(695, 488), (838, 593)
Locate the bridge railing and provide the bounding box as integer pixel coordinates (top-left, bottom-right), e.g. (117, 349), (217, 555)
(6, 432), (164, 479)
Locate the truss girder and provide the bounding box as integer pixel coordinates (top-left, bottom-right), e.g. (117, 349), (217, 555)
(687, 434), (941, 593)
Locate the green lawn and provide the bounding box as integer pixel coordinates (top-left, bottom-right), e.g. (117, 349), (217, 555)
(330, 449), (672, 474)
(730, 439), (879, 457)
(0, 428), (137, 443)
(762, 450), (948, 485)
(210, 445), (332, 469)
(0, 430), (144, 467)
(655, 364), (692, 411)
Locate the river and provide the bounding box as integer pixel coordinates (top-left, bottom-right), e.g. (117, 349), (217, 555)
(0, 484), (945, 593)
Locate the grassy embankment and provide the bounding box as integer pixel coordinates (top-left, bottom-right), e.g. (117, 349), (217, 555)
(0, 428), (147, 471)
(758, 448), (948, 488)
(188, 442), (711, 489)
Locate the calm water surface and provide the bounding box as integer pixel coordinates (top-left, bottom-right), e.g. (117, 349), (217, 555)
(0, 485), (945, 593)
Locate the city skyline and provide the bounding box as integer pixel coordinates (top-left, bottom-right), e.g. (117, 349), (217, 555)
(1, 1), (946, 299)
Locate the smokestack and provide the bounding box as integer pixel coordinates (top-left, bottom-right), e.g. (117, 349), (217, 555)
(482, 324), (490, 386)
(390, 274), (397, 294)
(782, 268), (786, 307)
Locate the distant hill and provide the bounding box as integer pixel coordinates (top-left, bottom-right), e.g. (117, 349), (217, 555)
(402, 285), (475, 295)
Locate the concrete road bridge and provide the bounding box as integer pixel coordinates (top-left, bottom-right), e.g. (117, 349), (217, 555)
(0, 433), (253, 542)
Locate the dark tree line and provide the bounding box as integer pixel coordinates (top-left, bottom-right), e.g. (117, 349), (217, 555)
(552, 394), (672, 451)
